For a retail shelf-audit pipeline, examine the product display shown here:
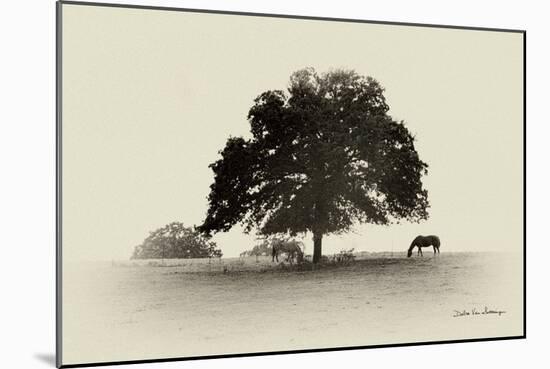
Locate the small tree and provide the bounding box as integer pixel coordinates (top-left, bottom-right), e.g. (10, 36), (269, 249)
(245, 240), (272, 260)
(199, 68), (429, 263)
(131, 222), (222, 259)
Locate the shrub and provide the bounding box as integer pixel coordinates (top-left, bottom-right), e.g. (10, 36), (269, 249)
(332, 248), (356, 264)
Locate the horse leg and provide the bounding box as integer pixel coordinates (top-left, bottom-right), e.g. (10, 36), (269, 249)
(433, 246), (436, 254)
(419, 247), (423, 257)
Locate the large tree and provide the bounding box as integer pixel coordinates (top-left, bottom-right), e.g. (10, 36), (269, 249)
(199, 68), (429, 263)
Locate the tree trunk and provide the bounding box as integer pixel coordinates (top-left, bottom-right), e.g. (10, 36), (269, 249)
(312, 232), (323, 264)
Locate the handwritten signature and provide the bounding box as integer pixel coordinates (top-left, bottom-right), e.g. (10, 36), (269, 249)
(452, 306), (506, 317)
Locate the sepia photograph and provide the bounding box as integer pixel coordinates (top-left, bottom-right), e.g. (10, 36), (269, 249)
(57, 1), (524, 367)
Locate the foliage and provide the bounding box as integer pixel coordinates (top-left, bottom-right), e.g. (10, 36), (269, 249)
(199, 67), (429, 262)
(239, 237), (305, 259)
(240, 239), (273, 258)
(131, 222), (222, 259)
(332, 248), (356, 264)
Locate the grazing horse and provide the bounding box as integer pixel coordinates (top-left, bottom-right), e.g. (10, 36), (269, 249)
(271, 239), (304, 264)
(407, 235), (441, 257)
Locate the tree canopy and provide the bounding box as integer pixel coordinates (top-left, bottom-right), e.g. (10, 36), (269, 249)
(199, 67), (429, 263)
(131, 222), (222, 259)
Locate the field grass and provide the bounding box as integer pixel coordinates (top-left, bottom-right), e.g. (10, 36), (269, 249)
(62, 252), (523, 365)
(114, 251), (428, 272)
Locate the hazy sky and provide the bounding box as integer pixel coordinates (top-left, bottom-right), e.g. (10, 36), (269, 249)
(62, 4), (523, 261)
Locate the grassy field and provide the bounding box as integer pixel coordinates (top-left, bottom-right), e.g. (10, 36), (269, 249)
(62, 252), (523, 365)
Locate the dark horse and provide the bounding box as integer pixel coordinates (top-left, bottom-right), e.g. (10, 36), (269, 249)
(407, 235), (441, 257)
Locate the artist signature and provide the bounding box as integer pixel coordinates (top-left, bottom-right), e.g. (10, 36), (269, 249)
(452, 306), (506, 317)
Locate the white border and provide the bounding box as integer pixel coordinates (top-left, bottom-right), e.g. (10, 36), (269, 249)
(1, 1), (546, 368)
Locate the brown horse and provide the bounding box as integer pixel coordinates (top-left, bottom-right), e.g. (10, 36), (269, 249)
(407, 235), (441, 257)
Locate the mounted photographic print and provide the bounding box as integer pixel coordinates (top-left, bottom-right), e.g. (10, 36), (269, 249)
(56, 1), (525, 367)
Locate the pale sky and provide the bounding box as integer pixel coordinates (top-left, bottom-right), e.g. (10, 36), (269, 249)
(61, 4), (523, 261)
